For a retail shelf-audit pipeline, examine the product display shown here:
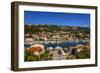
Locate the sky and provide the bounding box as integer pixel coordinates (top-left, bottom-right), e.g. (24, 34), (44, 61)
(24, 11), (90, 27)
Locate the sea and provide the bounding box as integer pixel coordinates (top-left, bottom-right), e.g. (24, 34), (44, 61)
(25, 40), (89, 48)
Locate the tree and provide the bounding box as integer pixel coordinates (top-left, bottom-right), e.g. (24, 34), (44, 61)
(26, 56), (38, 61)
(76, 48), (90, 59)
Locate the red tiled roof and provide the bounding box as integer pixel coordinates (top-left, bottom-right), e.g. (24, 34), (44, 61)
(27, 46), (43, 52)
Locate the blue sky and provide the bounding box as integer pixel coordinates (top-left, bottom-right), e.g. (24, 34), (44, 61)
(24, 11), (90, 27)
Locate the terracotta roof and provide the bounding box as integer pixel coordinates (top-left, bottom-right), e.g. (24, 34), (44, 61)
(27, 44), (44, 53)
(27, 46), (42, 52)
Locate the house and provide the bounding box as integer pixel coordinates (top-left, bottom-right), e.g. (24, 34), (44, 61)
(25, 38), (34, 42)
(26, 44), (45, 56)
(75, 44), (83, 52)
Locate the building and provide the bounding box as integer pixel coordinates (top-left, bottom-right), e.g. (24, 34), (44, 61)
(26, 44), (45, 56)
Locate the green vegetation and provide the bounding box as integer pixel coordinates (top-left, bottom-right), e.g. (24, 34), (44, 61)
(26, 56), (38, 61)
(24, 50), (50, 61)
(76, 48), (90, 59)
(24, 47), (90, 61)
(25, 24), (90, 34)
